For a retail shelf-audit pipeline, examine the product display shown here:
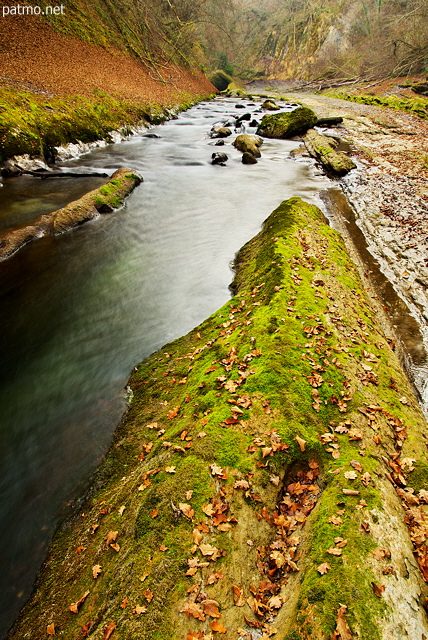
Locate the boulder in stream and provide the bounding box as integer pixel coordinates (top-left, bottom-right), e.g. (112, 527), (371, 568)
(257, 106), (317, 138)
(210, 125), (232, 139)
(262, 99), (280, 110)
(211, 152), (228, 165)
(242, 151), (258, 164)
(233, 133), (263, 158)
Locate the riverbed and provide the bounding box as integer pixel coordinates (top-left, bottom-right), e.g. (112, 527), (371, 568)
(0, 97), (333, 636)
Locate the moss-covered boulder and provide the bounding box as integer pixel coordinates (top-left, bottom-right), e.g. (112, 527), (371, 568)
(262, 99), (280, 110)
(224, 82), (246, 97)
(0, 168), (142, 260)
(233, 133), (263, 157)
(303, 129), (356, 176)
(257, 106), (318, 138)
(9, 197), (428, 640)
(208, 70), (233, 91)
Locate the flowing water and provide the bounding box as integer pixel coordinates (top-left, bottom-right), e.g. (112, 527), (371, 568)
(0, 98), (332, 636)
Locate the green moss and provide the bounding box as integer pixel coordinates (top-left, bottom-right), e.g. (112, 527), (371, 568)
(324, 90), (428, 120)
(407, 460), (428, 492)
(0, 86), (209, 163)
(256, 106), (317, 138)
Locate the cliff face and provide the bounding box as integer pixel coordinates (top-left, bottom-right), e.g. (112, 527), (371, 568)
(10, 198), (428, 640)
(228, 0), (428, 81)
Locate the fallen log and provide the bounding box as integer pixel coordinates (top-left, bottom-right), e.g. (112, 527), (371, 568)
(9, 198), (428, 640)
(0, 167), (142, 261)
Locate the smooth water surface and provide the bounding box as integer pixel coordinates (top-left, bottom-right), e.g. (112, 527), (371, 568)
(0, 98), (331, 635)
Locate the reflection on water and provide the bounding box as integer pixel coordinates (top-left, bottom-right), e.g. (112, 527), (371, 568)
(0, 98), (331, 636)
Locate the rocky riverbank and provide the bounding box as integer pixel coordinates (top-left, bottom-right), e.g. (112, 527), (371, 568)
(9, 197), (428, 640)
(279, 91), (428, 352)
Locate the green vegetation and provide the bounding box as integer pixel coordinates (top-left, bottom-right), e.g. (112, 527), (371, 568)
(0, 87), (205, 164)
(324, 90), (428, 120)
(10, 198), (428, 639)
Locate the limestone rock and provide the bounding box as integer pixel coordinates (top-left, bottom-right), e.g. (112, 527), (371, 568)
(257, 106), (317, 138)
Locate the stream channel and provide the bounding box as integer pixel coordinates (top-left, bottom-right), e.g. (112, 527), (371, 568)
(0, 97), (426, 637)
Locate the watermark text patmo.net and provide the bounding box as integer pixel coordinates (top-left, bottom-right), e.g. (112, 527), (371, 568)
(2, 4), (65, 17)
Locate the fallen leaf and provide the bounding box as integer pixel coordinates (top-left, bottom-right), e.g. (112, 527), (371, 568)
(326, 547), (342, 556)
(150, 509), (159, 519)
(317, 562), (331, 575)
(186, 490), (194, 500)
(47, 623), (55, 635)
(342, 489), (360, 496)
(180, 602), (206, 621)
(118, 505), (126, 516)
(295, 436), (306, 452)
(167, 405), (180, 419)
(143, 589), (154, 602)
(232, 585), (246, 607)
(193, 529), (204, 545)
(165, 466), (176, 474)
(133, 605), (147, 615)
(159, 544), (169, 551)
(110, 543), (120, 553)
(203, 600), (221, 618)
(200, 543), (219, 557)
(105, 531), (118, 547)
(103, 622), (116, 640)
(233, 480), (250, 490)
(361, 472), (371, 487)
(120, 598), (129, 609)
(69, 590), (90, 614)
(140, 573), (149, 582)
(92, 564), (102, 579)
(205, 571), (223, 585)
(269, 474), (280, 486)
(371, 582), (385, 597)
(344, 471), (358, 480)
(179, 503), (195, 519)
(210, 620), (227, 633)
(267, 595), (283, 609)
(334, 537), (348, 548)
(350, 460), (363, 473)
(333, 605), (353, 640)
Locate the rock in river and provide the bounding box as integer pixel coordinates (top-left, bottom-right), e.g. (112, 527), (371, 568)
(257, 106), (317, 138)
(233, 133), (263, 158)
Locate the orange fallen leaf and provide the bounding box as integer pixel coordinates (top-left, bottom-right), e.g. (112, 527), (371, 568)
(120, 598), (129, 608)
(326, 547), (342, 556)
(159, 544), (169, 551)
(165, 466), (176, 474)
(203, 599), (221, 618)
(342, 489), (360, 496)
(105, 531), (118, 547)
(143, 589), (154, 602)
(92, 564), (102, 579)
(180, 602), (206, 621)
(69, 590), (90, 613)
(110, 543), (120, 552)
(103, 622), (116, 640)
(317, 562), (331, 575)
(332, 605), (353, 640)
(371, 582), (385, 597)
(179, 503), (195, 519)
(295, 435), (306, 452)
(205, 571), (223, 585)
(133, 605), (147, 615)
(76, 545), (86, 553)
(47, 623), (55, 635)
(167, 405), (180, 419)
(210, 619), (227, 633)
(232, 585), (246, 607)
(150, 509), (159, 518)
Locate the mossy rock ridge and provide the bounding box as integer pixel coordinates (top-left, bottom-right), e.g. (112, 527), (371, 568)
(8, 198), (428, 640)
(304, 129), (356, 176)
(0, 168), (142, 260)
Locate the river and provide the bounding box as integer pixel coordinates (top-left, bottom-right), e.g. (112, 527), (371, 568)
(0, 97), (333, 636)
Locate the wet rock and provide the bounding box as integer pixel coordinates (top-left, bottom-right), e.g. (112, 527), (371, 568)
(249, 119), (259, 127)
(1, 161), (22, 177)
(236, 113), (251, 123)
(211, 152), (228, 165)
(235, 103), (246, 109)
(233, 133), (263, 158)
(257, 106), (317, 138)
(210, 125), (232, 139)
(315, 116), (344, 126)
(304, 129), (356, 175)
(214, 139), (225, 146)
(262, 99), (280, 111)
(242, 151), (257, 164)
